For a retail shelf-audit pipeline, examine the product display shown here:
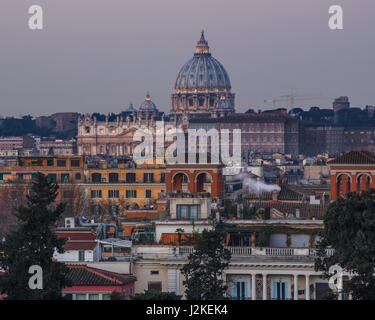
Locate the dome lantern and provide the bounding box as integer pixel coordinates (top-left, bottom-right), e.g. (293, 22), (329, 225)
(195, 30), (210, 54)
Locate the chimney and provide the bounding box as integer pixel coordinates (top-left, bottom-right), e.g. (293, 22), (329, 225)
(276, 169), (281, 186)
(282, 172), (288, 184)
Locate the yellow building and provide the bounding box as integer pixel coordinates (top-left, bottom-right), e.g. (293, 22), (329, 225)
(86, 162), (166, 218)
(0, 156), (167, 221)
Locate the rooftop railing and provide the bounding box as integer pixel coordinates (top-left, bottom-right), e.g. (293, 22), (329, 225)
(176, 246), (334, 257)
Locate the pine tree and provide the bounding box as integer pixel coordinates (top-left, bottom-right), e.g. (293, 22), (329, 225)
(0, 172), (71, 299)
(181, 228), (231, 300)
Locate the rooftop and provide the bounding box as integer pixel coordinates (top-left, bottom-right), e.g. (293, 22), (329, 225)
(328, 150), (375, 165)
(65, 265), (136, 286)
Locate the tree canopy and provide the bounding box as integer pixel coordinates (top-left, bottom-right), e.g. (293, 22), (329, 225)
(315, 189), (375, 299)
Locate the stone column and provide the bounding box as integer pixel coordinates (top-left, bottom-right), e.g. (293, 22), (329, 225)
(251, 274), (256, 300)
(305, 275), (310, 300)
(348, 273), (353, 300)
(338, 273), (343, 300)
(294, 274), (298, 300)
(262, 274), (267, 300)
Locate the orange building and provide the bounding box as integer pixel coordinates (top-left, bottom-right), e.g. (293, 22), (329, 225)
(0, 156), (85, 183)
(328, 151), (375, 200)
(165, 163), (224, 198)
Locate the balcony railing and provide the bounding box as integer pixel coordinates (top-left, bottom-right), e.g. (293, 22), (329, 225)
(177, 246), (334, 257)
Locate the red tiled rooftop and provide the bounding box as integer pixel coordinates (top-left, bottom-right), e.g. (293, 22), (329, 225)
(63, 241), (97, 251)
(65, 265), (136, 286)
(328, 151), (375, 165)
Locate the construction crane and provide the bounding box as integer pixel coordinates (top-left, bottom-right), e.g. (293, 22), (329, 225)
(264, 93), (333, 109)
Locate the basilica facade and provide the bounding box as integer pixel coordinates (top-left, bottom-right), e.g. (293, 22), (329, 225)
(77, 31), (233, 156)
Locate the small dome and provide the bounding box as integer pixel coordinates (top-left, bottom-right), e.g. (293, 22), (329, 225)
(124, 102), (138, 113)
(139, 92), (157, 111)
(215, 95), (232, 109)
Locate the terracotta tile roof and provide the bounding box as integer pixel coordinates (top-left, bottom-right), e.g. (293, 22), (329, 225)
(249, 201), (326, 219)
(63, 241), (97, 251)
(66, 265), (136, 286)
(56, 230), (97, 241)
(277, 185), (304, 201)
(328, 151), (375, 165)
(56, 230), (98, 251)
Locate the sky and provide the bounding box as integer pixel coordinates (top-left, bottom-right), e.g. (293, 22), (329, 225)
(1, 0), (374, 117)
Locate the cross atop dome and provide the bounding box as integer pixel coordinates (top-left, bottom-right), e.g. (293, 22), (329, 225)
(196, 30), (210, 54)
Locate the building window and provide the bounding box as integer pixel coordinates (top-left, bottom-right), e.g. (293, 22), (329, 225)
(109, 172), (119, 183)
(61, 174), (70, 183)
(144, 173), (154, 183)
(47, 174), (57, 182)
(57, 160), (66, 167)
(126, 190), (137, 198)
(78, 251), (85, 261)
(160, 173), (166, 183)
(232, 280), (249, 300)
(76, 293), (87, 300)
(92, 173), (102, 183)
(177, 204), (201, 220)
(91, 190), (102, 198)
(92, 204), (101, 215)
(70, 159), (80, 167)
(75, 173), (81, 180)
(271, 279), (290, 300)
(108, 190), (119, 198)
(88, 294), (99, 300)
(148, 282), (162, 292)
(145, 190), (152, 198)
(150, 271), (159, 275)
(126, 173), (136, 183)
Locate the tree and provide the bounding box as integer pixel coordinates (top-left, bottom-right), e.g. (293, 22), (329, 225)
(130, 289), (182, 300)
(0, 180), (29, 238)
(315, 189), (375, 300)
(110, 291), (123, 300)
(0, 172), (71, 299)
(181, 228), (231, 300)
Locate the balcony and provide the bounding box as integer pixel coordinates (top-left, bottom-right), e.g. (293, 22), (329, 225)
(176, 246), (334, 257)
